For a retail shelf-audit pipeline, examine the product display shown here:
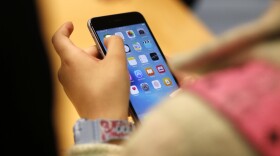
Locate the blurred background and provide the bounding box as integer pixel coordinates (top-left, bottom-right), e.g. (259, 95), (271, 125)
(9, 0), (270, 156)
(193, 0), (269, 34)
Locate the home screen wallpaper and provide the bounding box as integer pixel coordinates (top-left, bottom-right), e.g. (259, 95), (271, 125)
(96, 23), (179, 119)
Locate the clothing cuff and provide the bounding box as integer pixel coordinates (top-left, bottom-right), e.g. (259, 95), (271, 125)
(69, 143), (123, 156)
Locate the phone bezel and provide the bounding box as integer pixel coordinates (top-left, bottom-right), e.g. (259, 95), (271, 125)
(87, 11), (179, 123)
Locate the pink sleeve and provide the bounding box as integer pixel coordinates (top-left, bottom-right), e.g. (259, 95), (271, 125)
(185, 59), (280, 156)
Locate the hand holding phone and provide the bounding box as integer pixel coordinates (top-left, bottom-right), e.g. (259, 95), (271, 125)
(87, 12), (180, 122)
(52, 22), (130, 121)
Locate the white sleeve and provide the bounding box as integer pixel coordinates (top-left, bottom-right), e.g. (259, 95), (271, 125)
(121, 91), (257, 156)
(69, 143), (123, 156)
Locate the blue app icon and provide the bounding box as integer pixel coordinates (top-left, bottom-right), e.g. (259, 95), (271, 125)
(143, 40), (152, 48)
(134, 70), (143, 78)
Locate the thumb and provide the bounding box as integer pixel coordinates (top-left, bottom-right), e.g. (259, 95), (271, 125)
(52, 21), (78, 60)
(104, 35), (126, 63)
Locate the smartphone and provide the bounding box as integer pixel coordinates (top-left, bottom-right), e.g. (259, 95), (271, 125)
(87, 12), (179, 122)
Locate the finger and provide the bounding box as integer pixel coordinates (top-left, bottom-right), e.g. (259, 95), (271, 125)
(84, 45), (102, 59)
(51, 22), (79, 59)
(103, 36), (126, 63)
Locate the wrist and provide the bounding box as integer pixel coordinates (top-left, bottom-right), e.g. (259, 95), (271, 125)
(75, 98), (129, 120)
(78, 107), (128, 121)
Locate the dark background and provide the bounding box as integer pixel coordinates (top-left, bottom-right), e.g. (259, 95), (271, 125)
(1, 0), (57, 155)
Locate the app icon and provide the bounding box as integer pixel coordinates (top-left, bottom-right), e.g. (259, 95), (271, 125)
(137, 28), (146, 36)
(140, 83), (150, 91)
(145, 67), (155, 76)
(143, 40), (152, 48)
(163, 77), (172, 86)
(152, 80), (161, 89)
(115, 32), (124, 40)
(138, 55), (148, 63)
(134, 70), (143, 78)
(127, 57), (137, 66)
(124, 44), (130, 53)
(150, 52), (159, 61)
(104, 34), (112, 39)
(130, 85), (139, 95)
(126, 30), (136, 38)
(132, 42), (142, 51)
(156, 65), (165, 73)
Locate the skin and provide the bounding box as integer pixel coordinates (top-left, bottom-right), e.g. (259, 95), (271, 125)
(52, 21), (129, 120)
(51, 21), (188, 120)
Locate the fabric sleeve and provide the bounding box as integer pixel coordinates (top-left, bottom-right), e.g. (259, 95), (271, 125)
(68, 143), (123, 156)
(120, 91), (257, 156)
(67, 90), (256, 156)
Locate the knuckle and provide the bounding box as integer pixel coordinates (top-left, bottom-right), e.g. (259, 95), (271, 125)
(51, 33), (58, 45)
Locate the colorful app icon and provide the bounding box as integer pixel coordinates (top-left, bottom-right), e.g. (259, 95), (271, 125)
(130, 85), (139, 95)
(138, 55), (148, 63)
(124, 44), (130, 53)
(132, 42), (142, 51)
(150, 52), (159, 61)
(163, 77), (172, 86)
(115, 32), (124, 40)
(137, 28), (146, 36)
(143, 40), (152, 48)
(152, 80), (161, 89)
(156, 65), (165, 73)
(134, 70), (143, 78)
(145, 67), (155, 76)
(140, 83), (150, 91)
(127, 57), (137, 66)
(126, 30), (136, 38)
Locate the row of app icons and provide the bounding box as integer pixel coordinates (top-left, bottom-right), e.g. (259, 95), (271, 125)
(106, 28), (147, 40)
(130, 78), (173, 95)
(127, 52), (159, 66)
(130, 65), (166, 79)
(124, 40), (152, 52)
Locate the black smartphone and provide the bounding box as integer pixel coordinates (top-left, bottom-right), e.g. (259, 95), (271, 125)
(87, 12), (179, 122)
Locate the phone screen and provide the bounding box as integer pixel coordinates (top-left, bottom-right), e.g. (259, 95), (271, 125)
(89, 12), (179, 121)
